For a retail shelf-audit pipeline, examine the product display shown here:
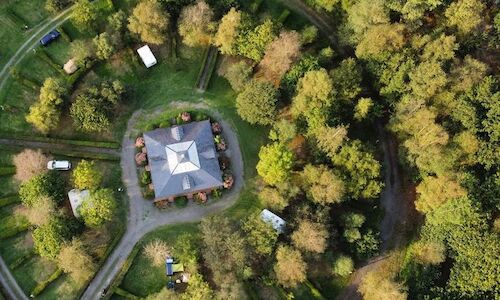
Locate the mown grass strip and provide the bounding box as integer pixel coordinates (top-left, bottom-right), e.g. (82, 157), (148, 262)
(9, 250), (35, 270)
(0, 195), (20, 207)
(30, 268), (63, 297)
(6, 136), (120, 149)
(0, 145), (119, 161)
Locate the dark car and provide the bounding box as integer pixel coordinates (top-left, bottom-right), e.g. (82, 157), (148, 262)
(40, 30), (60, 46)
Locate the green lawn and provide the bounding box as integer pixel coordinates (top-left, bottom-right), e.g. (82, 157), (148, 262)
(119, 223), (199, 297)
(0, 0), (50, 70)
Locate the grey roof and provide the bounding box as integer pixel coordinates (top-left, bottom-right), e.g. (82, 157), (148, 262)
(143, 120), (223, 199)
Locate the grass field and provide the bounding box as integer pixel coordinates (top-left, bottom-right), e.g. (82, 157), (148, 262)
(0, 0), (50, 70)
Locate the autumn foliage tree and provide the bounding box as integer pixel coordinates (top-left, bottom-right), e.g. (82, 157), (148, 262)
(256, 143), (294, 186)
(258, 31), (301, 84)
(274, 245), (307, 288)
(128, 0), (170, 45)
(58, 239), (96, 281)
(291, 220), (328, 253)
(13, 149), (51, 182)
(178, 1), (216, 47)
(301, 164), (345, 204)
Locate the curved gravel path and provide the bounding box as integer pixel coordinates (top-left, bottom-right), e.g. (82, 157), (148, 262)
(81, 104), (244, 300)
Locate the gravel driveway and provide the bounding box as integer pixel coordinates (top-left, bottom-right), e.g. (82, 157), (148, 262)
(81, 103), (244, 299)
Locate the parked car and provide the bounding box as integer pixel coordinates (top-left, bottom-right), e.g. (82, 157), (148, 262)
(47, 160), (71, 170)
(40, 30), (60, 46)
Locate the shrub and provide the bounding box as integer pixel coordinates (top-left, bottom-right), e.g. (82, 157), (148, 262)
(144, 239), (171, 267)
(333, 255), (354, 277)
(19, 171), (65, 207)
(140, 170), (151, 186)
(211, 122), (222, 134)
(174, 196), (188, 208)
(135, 152), (147, 166)
(135, 136), (145, 148)
(181, 112), (191, 122)
(223, 173), (234, 189)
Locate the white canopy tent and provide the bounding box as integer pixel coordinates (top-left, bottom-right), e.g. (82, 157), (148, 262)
(137, 45), (157, 68)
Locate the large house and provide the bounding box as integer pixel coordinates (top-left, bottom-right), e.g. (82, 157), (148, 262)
(143, 120), (223, 202)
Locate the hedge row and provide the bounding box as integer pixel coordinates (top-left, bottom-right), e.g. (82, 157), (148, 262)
(5, 9), (27, 27)
(114, 287), (139, 300)
(75, 225), (126, 299)
(57, 26), (72, 42)
(4, 135), (120, 149)
(67, 60), (95, 87)
(278, 9), (291, 23)
(0, 166), (15, 176)
(250, 0), (264, 13)
(10, 68), (39, 90)
(106, 244), (142, 300)
(47, 150), (120, 161)
(36, 50), (65, 76)
(9, 250), (35, 270)
(30, 268), (63, 297)
(0, 195), (20, 208)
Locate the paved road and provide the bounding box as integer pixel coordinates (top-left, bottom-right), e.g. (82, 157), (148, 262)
(0, 255), (29, 300)
(81, 104), (244, 299)
(0, 6), (74, 92)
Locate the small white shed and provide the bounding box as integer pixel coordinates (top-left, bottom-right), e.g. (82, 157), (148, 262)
(260, 209), (286, 233)
(137, 45), (157, 68)
(68, 189), (90, 218)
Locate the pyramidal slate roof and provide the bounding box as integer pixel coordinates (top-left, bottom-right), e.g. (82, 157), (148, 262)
(143, 120), (223, 199)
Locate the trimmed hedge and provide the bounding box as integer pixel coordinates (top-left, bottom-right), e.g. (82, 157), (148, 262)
(9, 250), (35, 270)
(0, 166), (15, 176)
(10, 68), (39, 90)
(30, 268), (63, 297)
(195, 47), (219, 91)
(67, 60), (95, 86)
(5, 9), (27, 27)
(0, 195), (20, 207)
(278, 9), (291, 23)
(0, 224), (29, 240)
(2, 136), (120, 149)
(105, 244), (142, 299)
(114, 287), (139, 299)
(57, 26), (72, 42)
(36, 50), (65, 76)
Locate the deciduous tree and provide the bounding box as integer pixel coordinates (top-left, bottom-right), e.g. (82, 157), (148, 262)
(258, 31), (301, 84)
(128, 0), (170, 45)
(19, 171), (65, 207)
(274, 245), (307, 288)
(445, 0), (485, 35)
(415, 175), (466, 213)
(291, 69), (333, 131)
(58, 239), (96, 281)
(178, 1), (216, 47)
(144, 239), (171, 266)
(72, 0), (98, 31)
(236, 80), (278, 125)
(314, 125), (348, 158)
(330, 58), (362, 101)
(236, 19), (276, 61)
(332, 255), (354, 277)
(241, 213), (278, 255)
(213, 8), (243, 55)
(79, 188), (116, 227)
(221, 60), (252, 92)
(256, 143), (294, 186)
(332, 141), (383, 199)
(33, 217), (73, 259)
(18, 196), (55, 226)
(258, 187), (289, 212)
(292, 220), (328, 253)
(356, 24), (406, 58)
(301, 164), (345, 204)
(72, 160), (103, 190)
(13, 149), (51, 182)
(359, 268), (407, 300)
(93, 32), (115, 60)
